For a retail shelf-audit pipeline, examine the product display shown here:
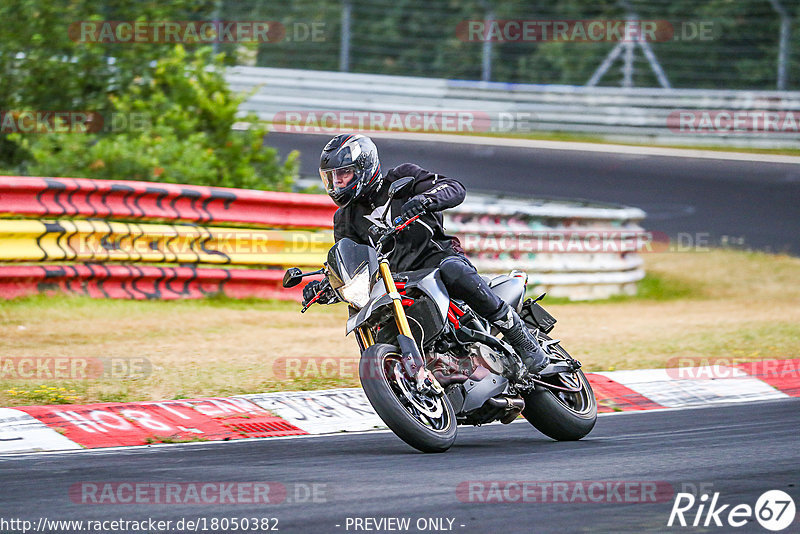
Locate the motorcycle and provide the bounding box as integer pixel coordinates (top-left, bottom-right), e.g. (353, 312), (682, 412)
(283, 177), (597, 453)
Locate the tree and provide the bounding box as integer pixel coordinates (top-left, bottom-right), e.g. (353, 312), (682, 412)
(11, 45), (297, 190)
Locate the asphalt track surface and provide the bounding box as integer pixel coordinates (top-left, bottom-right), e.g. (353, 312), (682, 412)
(266, 132), (800, 255)
(1, 399), (797, 533)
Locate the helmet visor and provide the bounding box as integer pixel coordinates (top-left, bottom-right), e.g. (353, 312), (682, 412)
(319, 165), (358, 195)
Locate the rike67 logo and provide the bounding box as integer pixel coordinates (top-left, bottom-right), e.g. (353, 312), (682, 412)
(668, 490), (796, 531)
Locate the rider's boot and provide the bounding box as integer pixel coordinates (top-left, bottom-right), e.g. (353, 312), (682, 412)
(487, 304), (549, 375)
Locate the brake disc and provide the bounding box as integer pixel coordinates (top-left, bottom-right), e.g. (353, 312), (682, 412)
(392, 365), (444, 418)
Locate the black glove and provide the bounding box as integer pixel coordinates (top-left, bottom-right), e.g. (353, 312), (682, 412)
(302, 280), (322, 304)
(303, 280), (338, 306)
(400, 196), (432, 219)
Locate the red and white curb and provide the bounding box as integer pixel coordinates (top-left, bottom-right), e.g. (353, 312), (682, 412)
(1, 359), (797, 455)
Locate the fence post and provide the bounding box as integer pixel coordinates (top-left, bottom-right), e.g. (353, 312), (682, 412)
(768, 0), (791, 90)
(481, 8), (494, 82)
(340, 0), (352, 72)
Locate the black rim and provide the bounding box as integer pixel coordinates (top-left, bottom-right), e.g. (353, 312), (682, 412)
(382, 352), (452, 433)
(535, 335), (595, 416)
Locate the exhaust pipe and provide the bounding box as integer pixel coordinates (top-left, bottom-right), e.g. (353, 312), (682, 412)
(487, 396), (525, 424)
(486, 397), (525, 410)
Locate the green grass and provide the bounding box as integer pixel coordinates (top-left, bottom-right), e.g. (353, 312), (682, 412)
(539, 272), (699, 306)
(456, 130), (800, 156)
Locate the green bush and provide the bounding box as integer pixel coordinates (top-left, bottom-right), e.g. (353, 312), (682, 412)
(11, 45), (297, 190)
(0, 0), (226, 168)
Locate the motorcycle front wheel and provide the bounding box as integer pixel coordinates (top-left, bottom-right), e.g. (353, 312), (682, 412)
(359, 343), (457, 453)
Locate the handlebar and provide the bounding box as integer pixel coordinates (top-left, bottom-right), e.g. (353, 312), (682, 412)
(304, 215), (421, 312)
(393, 214), (421, 232)
(375, 214), (421, 252)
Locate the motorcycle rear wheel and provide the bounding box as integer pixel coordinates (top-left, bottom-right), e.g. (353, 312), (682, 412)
(360, 343), (457, 453)
(521, 335), (597, 440)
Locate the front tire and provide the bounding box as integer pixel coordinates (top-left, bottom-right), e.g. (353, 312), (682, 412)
(360, 343), (457, 453)
(521, 336), (597, 441)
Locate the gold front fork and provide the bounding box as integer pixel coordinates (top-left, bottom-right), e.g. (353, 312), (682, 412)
(378, 260), (414, 338)
(377, 260), (443, 395)
(354, 260), (403, 352)
(357, 326), (374, 348)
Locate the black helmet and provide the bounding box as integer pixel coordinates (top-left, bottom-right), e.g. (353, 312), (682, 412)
(319, 133), (382, 208)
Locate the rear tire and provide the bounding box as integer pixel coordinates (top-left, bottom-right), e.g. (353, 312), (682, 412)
(521, 336), (597, 441)
(360, 343), (457, 453)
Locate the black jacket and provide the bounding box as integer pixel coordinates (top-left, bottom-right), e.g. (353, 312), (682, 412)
(333, 163), (466, 272)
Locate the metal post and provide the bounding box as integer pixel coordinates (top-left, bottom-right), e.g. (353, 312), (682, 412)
(768, 0), (791, 90)
(587, 7), (670, 88)
(587, 43), (624, 87)
(638, 36), (671, 89)
(622, 40), (634, 88)
(340, 0), (352, 72)
(481, 8), (494, 82)
(212, 0), (222, 55)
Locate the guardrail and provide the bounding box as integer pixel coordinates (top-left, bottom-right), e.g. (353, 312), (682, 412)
(227, 66), (800, 148)
(0, 176), (646, 301)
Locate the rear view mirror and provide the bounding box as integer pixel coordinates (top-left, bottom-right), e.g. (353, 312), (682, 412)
(282, 268), (304, 288)
(388, 176), (414, 199)
(380, 176), (415, 224)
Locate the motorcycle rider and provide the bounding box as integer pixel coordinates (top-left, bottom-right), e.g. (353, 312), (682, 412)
(303, 133), (549, 375)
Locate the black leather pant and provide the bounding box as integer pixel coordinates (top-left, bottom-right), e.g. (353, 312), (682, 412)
(438, 254), (505, 320)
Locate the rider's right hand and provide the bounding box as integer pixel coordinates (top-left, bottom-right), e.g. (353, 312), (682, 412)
(368, 224), (389, 241)
(302, 280), (323, 305)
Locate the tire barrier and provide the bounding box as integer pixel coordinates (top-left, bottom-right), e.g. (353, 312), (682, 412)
(0, 219), (331, 266)
(0, 176), (647, 301)
(0, 176), (336, 228)
(0, 176), (334, 301)
(0, 264), (304, 301)
(445, 194), (647, 300)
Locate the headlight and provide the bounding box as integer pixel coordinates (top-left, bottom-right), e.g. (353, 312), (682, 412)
(337, 267), (371, 309)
